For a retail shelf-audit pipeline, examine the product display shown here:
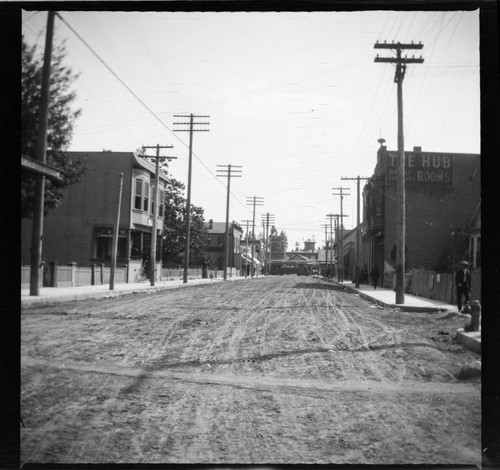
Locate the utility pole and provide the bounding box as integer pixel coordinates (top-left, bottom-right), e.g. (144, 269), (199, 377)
(325, 215), (336, 278)
(241, 219), (252, 278)
(329, 213), (349, 282)
(341, 175), (371, 288)
(30, 11), (55, 296)
(332, 187), (350, 282)
(375, 40), (424, 304)
(216, 164), (242, 280)
(241, 219), (251, 277)
(173, 114), (210, 283)
(110, 173), (123, 291)
(261, 213), (275, 275)
(321, 223), (329, 278)
(246, 196), (264, 277)
(141, 144), (176, 286)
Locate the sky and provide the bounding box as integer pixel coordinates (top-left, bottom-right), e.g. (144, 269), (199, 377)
(21, 9), (480, 251)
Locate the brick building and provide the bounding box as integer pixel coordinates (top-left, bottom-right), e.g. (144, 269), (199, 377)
(361, 143), (480, 284)
(21, 151), (168, 282)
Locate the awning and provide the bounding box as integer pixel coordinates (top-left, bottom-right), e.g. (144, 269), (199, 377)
(241, 253), (261, 265)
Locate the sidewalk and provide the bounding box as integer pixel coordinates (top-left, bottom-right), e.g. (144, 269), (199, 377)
(21, 276), (244, 308)
(334, 279), (456, 313)
(330, 279), (480, 354)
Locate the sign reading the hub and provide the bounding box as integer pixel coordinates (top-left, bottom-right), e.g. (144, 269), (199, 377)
(386, 152), (454, 186)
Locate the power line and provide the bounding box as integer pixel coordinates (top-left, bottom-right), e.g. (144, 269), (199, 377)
(55, 13), (247, 214)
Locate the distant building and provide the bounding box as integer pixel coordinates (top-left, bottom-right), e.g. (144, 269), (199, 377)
(270, 240), (318, 275)
(361, 143), (480, 285)
(21, 151), (168, 282)
(203, 220), (245, 274)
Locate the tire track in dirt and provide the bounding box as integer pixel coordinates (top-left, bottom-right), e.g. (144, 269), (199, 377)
(22, 356), (478, 396)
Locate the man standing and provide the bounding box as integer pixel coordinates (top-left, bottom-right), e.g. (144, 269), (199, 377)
(455, 260), (471, 312)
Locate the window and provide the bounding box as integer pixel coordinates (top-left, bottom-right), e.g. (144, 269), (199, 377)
(143, 182), (149, 212)
(94, 228), (127, 260)
(158, 189), (164, 217)
(134, 179), (143, 210)
(131, 231), (142, 259)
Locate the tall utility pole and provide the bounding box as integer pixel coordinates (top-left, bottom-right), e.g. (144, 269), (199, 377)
(110, 173), (124, 291)
(241, 219), (252, 278)
(341, 175), (371, 288)
(216, 164), (242, 280)
(325, 215), (335, 278)
(173, 114), (210, 283)
(261, 213), (275, 275)
(321, 223), (329, 277)
(30, 11), (55, 296)
(329, 213), (349, 282)
(375, 41), (424, 304)
(332, 187), (350, 282)
(141, 144), (176, 286)
(246, 196), (264, 277)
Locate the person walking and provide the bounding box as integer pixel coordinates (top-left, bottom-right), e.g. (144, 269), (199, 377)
(455, 260), (471, 312)
(370, 265), (380, 290)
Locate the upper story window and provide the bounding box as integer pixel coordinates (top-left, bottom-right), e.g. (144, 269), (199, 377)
(134, 177), (151, 213)
(134, 179), (143, 210)
(143, 182), (150, 212)
(158, 189), (164, 217)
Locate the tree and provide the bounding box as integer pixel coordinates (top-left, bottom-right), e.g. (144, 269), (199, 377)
(160, 175), (210, 267)
(21, 39), (83, 219)
(269, 226), (288, 253)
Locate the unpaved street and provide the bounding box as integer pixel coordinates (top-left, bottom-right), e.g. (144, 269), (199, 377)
(21, 275), (481, 465)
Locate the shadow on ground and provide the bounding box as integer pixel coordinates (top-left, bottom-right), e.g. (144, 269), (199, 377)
(293, 281), (350, 292)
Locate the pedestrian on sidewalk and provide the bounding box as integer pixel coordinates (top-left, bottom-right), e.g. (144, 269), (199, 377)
(370, 265), (380, 290)
(455, 260), (471, 312)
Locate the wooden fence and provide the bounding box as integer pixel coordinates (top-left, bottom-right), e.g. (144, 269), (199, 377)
(407, 268), (481, 304)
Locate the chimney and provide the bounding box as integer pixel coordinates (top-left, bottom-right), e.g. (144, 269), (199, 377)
(413, 146), (422, 152)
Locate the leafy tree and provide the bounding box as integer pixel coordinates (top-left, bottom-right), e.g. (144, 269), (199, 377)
(22, 39), (83, 219)
(160, 175), (210, 267)
(269, 226), (288, 253)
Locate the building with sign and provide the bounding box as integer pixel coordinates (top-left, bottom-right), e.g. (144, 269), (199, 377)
(361, 143), (480, 285)
(21, 151), (168, 282)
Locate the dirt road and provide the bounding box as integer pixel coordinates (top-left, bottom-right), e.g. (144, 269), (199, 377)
(21, 275), (481, 465)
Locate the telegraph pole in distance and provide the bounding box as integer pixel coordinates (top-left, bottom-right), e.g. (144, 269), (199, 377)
(174, 114), (210, 283)
(142, 144), (176, 286)
(325, 215), (336, 278)
(321, 223), (329, 278)
(241, 219), (252, 278)
(216, 164), (242, 280)
(332, 187), (350, 282)
(246, 196), (264, 277)
(341, 175), (371, 288)
(261, 213), (275, 275)
(110, 173), (123, 291)
(330, 213), (349, 282)
(375, 40), (424, 304)
(30, 11), (55, 296)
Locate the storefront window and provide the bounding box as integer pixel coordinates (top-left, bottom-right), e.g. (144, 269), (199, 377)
(93, 228), (127, 260)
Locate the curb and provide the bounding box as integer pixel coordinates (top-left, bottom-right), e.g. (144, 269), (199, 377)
(456, 328), (481, 354)
(21, 277), (237, 308)
(328, 280), (449, 313)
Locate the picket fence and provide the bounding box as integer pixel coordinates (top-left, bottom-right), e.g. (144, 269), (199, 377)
(21, 264), (239, 290)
